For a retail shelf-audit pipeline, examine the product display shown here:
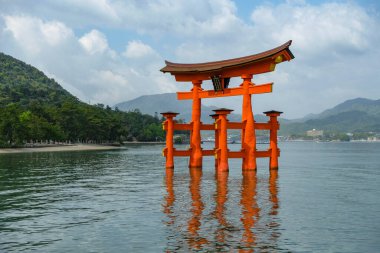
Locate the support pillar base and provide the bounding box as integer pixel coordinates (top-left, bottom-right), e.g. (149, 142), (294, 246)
(188, 165), (202, 169)
(216, 167), (229, 173)
(242, 167), (257, 171)
(242, 170), (257, 178)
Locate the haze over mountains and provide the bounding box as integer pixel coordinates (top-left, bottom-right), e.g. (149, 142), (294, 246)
(115, 94), (380, 134)
(115, 93), (244, 123)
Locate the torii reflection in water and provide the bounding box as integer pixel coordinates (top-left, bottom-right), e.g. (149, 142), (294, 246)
(162, 169), (281, 251)
(240, 171), (260, 250)
(187, 168), (209, 249)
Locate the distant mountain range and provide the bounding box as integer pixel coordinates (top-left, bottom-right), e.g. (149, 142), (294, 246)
(114, 93), (279, 123)
(115, 93), (245, 123)
(116, 94), (380, 134)
(293, 98), (380, 122)
(281, 98), (380, 134)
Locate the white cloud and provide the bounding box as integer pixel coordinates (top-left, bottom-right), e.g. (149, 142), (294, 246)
(123, 40), (156, 59)
(40, 20), (73, 46)
(0, 0), (121, 28)
(79, 29), (109, 55)
(243, 1), (380, 117)
(250, 2), (373, 58)
(87, 70), (133, 103)
(3, 15), (73, 54)
(63, 0), (120, 23)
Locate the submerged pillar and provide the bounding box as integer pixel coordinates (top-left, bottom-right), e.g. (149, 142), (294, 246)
(214, 108), (233, 172)
(264, 110), (282, 170)
(189, 80), (203, 168)
(241, 74), (257, 171)
(161, 112), (179, 169)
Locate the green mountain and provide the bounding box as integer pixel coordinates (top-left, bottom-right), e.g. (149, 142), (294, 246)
(0, 53), (76, 107)
(281, 98), (380, 135)
(0, 52), (164, 146)
(315, 98), (380, 118)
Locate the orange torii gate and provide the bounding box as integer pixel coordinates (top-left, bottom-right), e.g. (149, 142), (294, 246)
(160, 41), (294, 171)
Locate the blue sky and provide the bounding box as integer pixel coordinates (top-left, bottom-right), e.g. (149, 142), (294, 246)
(0, 0), (379, 118)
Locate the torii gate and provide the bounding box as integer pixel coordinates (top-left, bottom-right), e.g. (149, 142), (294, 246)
(160, 41), (294, 171)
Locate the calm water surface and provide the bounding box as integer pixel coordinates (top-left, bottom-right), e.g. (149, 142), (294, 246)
(0, 142), (379, 252)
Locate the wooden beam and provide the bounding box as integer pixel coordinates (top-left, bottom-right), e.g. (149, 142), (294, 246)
(173, 123), (191, 131)
(227, 122), (244, 129)
(173, 149), (191, 156)
(255, 122), (271, 130)
(177, 82), (273, 100)
(255, 150), (271, 158)
(173, 123), (215, 131)
(228, 151), (245, 158)
(200, 124), (214, 131)
(202, 149), (215, 156)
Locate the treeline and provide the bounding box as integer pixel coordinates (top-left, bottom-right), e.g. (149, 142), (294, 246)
(0, 100), (164, 147)
(0, 52), (164, 147)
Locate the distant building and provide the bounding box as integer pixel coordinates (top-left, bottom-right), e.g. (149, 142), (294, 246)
(367, 136), (379, 142)
(306, 129), (324, 137)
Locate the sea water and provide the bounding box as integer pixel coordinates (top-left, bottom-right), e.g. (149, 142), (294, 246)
(0, 142), (379, 252)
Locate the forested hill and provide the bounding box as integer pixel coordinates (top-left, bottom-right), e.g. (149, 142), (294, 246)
(280, 98), (380, 135)
(0, 52), (164, 146)
(0, 53), (75, 107)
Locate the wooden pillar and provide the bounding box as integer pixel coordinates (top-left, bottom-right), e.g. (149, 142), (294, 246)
(210, 114), (219, 168)
(241, 74), (257, 170)
(264, 110), (282, 170)
(214, 108), (233, 172)
(189, 80), (203, 168)
(161, 112), (179, 169)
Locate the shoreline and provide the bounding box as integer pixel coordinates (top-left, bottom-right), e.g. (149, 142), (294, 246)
(0, 144), (122, 154)
(123, 141), (165, 144)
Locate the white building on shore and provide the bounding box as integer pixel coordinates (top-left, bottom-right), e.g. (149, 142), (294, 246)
(306, 129), (324, 137)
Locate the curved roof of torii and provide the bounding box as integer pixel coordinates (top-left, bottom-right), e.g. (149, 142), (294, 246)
(160, 40), (294, 81)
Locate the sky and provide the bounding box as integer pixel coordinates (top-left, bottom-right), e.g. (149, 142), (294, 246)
(0, 0), (379, 119)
